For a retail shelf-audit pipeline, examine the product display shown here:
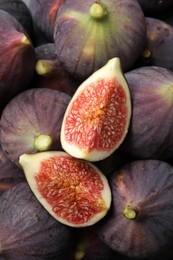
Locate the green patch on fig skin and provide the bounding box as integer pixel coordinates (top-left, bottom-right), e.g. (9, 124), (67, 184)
(34, 134), (53, 151)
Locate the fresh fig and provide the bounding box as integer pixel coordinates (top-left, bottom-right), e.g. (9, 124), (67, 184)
(54, 0), (146, 80)
(34, 43), (80, 96)
(0, 0), (34, 40)
(61, 57), (131, 162)
(121, 65), (173, 160)
(0, 144), (25, 196)
(19, 151), (112, 228)
(98, 159), (173, 259)
(139, 17), (173, 71)
(0, 88), (71, 167)
(0, 9), (36, 107)
(0, 182), (74, 259)
(28, 0), (64, 41)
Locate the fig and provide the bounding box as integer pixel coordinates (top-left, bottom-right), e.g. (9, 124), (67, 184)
(61, 57), (131, 162)
(0, 144), (25, 196)
(53, 0), (146, 80)
(0, 88), (71, 167)
(121, 65), (173, 160)
(19, 151), (112, 227)
(0, 182), (74, 259)
(139, 17), (173, 71)
(0, 9), (36, 107)
(34, 43), (80, 96)
(0, 0), (34, 40)
(28, 0), (64, 41)
(98, 159), (173, 259)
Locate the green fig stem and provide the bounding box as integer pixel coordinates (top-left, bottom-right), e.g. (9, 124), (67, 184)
(35, 60), (56, 76)
(90, 2), (107, 19)
(34, 134), (53, 151)
(123, 206), (137, 220)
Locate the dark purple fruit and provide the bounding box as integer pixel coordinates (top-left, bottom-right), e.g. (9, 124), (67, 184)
(0, 182), (74, 259)
(34, 43), (79, 96)
(139, 17), (173, 71)
(0, 9), (36, 107)
(54, 0), (146, 80)
(0, 0), (34, 40)
(28, 0), (64, 41)
(0, 88), (71, 167)
(0, 144), (25, 196)
(121, 65), (173, 160)
(98, 159), (173, 259)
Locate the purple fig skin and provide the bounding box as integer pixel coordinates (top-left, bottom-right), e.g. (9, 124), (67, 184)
(0, 182), (74, 259)
(0, 144), (25, 196)
(121, 66), (173, 160)
(0, 88), (71, 167)
(0, 9), (36, 107)
(98, 160), (173, 259)
(139, 17), (173, 71)
(28, 0), (64, 41)
(54, 0), (146, 80)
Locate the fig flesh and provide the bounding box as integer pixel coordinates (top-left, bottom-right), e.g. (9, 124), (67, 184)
(0, 88), (71, 167)
(98, 159), (173, 259)
(0, 182), (74, 259)
(54, 0), (146, 80)
(19, 151), (112, 227)
(61, 57), (131, 162)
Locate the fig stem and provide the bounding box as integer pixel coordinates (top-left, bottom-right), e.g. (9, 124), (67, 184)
(35, 60), (56, 76)
(90, 2), (107, 19)
(34, 134), (53, 151)
(123, 206), (137, 220)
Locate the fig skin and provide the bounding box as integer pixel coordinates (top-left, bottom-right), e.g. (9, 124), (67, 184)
(34, 43), (80, 96)
(138, 17), (173, 71)
(98, 159), (173, 259)
(0, 88), (71, 167)
(54, 0), (146, 80)
(28, 0), (64, 41)
(121, 66), (173, 160)
(0, 182), (74, 259)
(0, 0), (34, 41)
(0, 144), (25, 196)
(0, 9), (36, 108)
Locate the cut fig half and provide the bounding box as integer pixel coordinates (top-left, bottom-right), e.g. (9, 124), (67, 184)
(19, 151), (112, 228)
(60, 57), (131, 162)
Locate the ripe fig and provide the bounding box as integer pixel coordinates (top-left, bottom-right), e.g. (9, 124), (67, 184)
(139, 17), (173, 71)
(61, 57), (131, 162)
(54, 0), (146, 80)
(28, 0), (64, 41)
(34, 43), (79, 96)
(0, 182), (74, 259)
(0, 88), (71, 167)
(121, 65), (173, 160)
(19, 151), (112, 227)
(0, 0), (34, 40)
(0, 9), (36, 107)
(98, 159), (173, 259)
(0, 144), (25, 196)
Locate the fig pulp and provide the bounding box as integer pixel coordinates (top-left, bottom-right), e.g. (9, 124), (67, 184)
(98, 159), (173, 259)
(61, 57), (131, 162)
(0, 182), (74, 259)
(0, 88), (71, 167)
(54, 0), (146, 80)
(19, 151), (112, 227)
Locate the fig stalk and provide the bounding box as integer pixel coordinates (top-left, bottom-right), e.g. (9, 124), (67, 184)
(34, 134), (53, 151)
(123, 205), (138, 220)
(90, 2), (107, 19)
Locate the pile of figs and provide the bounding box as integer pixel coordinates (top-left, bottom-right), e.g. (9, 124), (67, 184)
(1, 0), (173, 259)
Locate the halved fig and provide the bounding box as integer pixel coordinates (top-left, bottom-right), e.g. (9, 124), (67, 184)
(98, 159), (173, 259)
(0, 88), (71, 167)
(19, 151), (112, 228)
(60, 57), (131, 162)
